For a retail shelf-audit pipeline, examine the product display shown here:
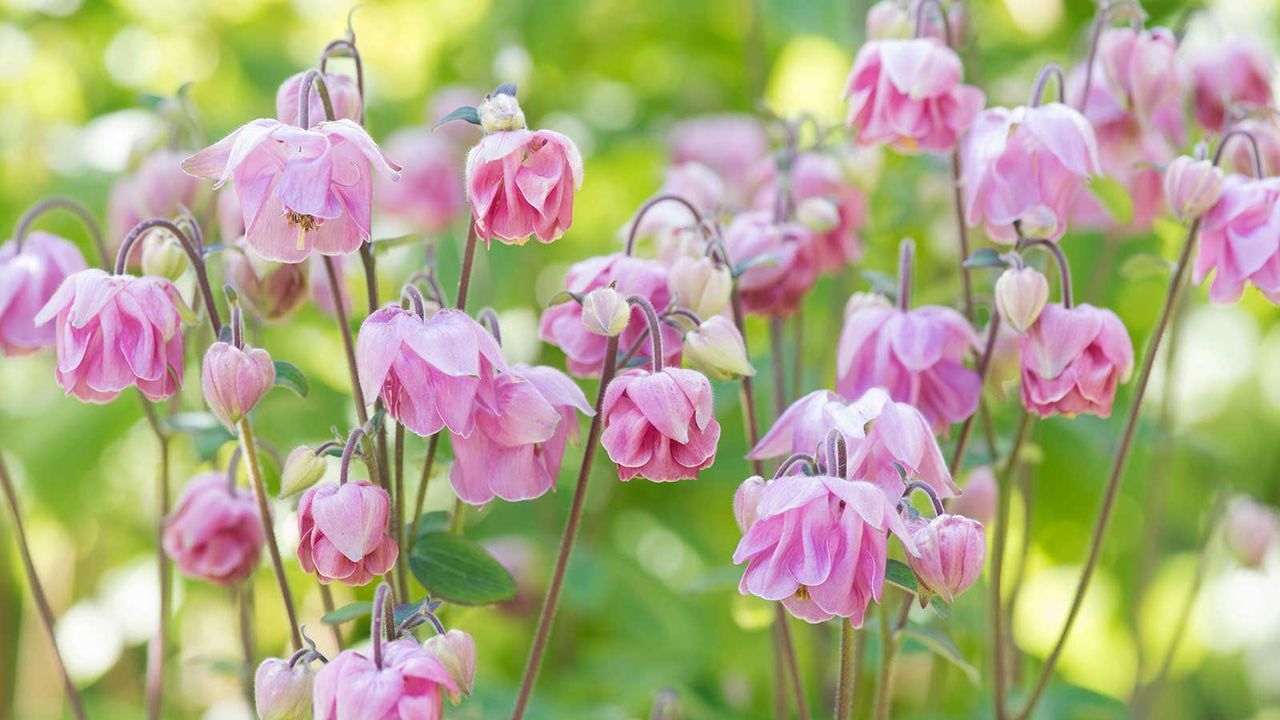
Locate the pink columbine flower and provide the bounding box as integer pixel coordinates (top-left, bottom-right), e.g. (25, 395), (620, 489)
(313, 639), (458, 720)
(1194, 174), (1280, 304)
(904, 513), (985, 604)
(357, 307), (507, 437)
(201, 340), (275, 430)
(1223, 116), (1280, 179)
(733, 473), (918, 624)
(836, 301), (980, 431)
(423, 630), (477, 702)
(1188, 40), (1275, 132)
(600, 367), (721, 482)
(538, 254), (682, 376)
(255, 657), (314, 720)
(1164, 155), (1225, 225)
(1224, 496), (1277, 569)
(962, 103), (1102, 243)
(182, 118), (399, 263)
(34, 269), (190, 403)
(624, 163), (724, 263)
(668, 114), (770, 205)
(1019, 303), (1133, 418)
(450, 364), (593, 505)
(377, 128), (466, 234)
(223, 243), (309, 322)
(297, 481), (398, 586)
(844, 37), (986, 153)
(162, 473), (262, 586)
(465, 93), (583, 246)
(752, 152), (867, 273)
(108, 150), (206, 261)
(276, 70), (362, 128)
(724, 211), (818, 318)
(0, 232), (87, 356)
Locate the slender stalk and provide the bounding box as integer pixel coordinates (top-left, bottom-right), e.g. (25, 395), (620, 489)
(13, 196), (110, 268)
(992, 411), (1032, 720)
(769, 316), (788, 418)
(407, 434), (440, 553)
(394, 423), (410, 601)
(318, 583), (344, 650)
(455, 222), (479, 312)
(776, 608), (810, 720)
(1014, 217), (1203, 720)
(948, 150), (975, 321)
(873, 601), (896, 720)
(836, 621), (856, 720)
(141, 401), (170, 720)
(0, 452), (86, 720)
(949, 313), (1002, 474)
(237, 585), (255, 707)
(237, 418), (302, 651)
(511, 335), (620, 720)
(1004, 463), (1035, 687)
(322, 257), (370, 423)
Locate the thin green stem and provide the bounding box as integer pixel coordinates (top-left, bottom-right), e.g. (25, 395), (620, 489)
(394, 423), (410, 601)
(992, 411), (1033, 720)
(141, 400), (170, 720)
(836, 621), (856, 720)
(775, 607), (810, 720)
(319, 583), (344, 650)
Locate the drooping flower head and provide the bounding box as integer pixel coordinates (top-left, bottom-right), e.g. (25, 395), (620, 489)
(1194, 174), (1280, 304)
(1019, 303), (1133, 418)
(313, 638), (458, 720)
(297, 481), (398, 586)
(276, 70), (362, 128)
(0, 231), (87, 356)
(600, 366), (721, 482)
(255, 657), (314, 720)
(724, 211), (818, 317)
(1188, 40), (1274, 132)
(423, 630), (477, 703)
(201, 338), (274, 430)
(752, 152), (867, 272)
(377, 127), (466, 234)
(904, 512), (985, 604)
(162, 473), (263, 586)
(995, 266), (1050, 333)
(1163, 155), (1225, 225)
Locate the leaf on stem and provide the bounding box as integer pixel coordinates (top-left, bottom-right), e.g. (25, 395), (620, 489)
(272, 360), (309, 397)
(408, 531), (517, 605)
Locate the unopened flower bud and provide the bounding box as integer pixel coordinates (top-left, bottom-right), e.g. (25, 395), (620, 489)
(995, 266), (1049, 333)
(1016, 205), (1060, 240)
(280, 446), (327, 498)
(843, 291), (891, 319)
(1164, 155), (1225, 224)
(424, 629), (476, 703)
(683, 315), (755, 381)
(201, 341), (275, 430)
(734, 476), (768, 531)
(581, 287), (630, 337)
(141, 230), (189, 282)
(669, 256), (732, 318)
(1225, 496), (1277, 569)
(906, 513), (986, 604)
(949, 466), (996, 525)
(866, 0), (912, 39)
(796, 197), (841, 233)
(254, 657), (313, 720)
(478, 92), (527, 133)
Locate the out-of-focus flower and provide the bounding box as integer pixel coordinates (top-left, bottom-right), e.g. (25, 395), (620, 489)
(1222, 115), (1280, 178)
(753, 152), (867, 272)
(201, 340), (274, 430)
(905, 513), (985, 603)
(683, 315), (754, 381)
(108, 150), (205, 256)
(1019, 303), (1133, 418)
(424, 630), (477, 703)
(254, 657), (313, 720)
(1163, 155), (1224, 224)
(865, 0), (966, 44)
(280, 446), (327, 498)
(139, 228), (188, 282)
(276, 70), (362, 128)
(0, 232), (86, 356)
(314, 639), (457, 719)
(297, 481), (398, 586)
(1224, 496), (1277, 569)
(668, 114), (770, 206)
(1194, 174), (1280, 304)
(1188, 40), (1274, 132)
(162, 473), (262, 586)
(580, 286), (631, 337)
(668, 256), (732, 318)
(376, 128), (465, 234)
(995, 266), (1049, 333)
(949, 466), (996, 525)
(600, 367), (721, 481)
(724, 211), (817, 317)
(309, 254), (351, 317)
(733, 476), (768, 532)
(623, 163), (723, 263)
(223, 243), (309, 322)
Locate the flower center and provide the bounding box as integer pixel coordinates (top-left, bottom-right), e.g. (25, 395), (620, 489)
(794, 585), (811, 601)
(285, 210), (322, 250)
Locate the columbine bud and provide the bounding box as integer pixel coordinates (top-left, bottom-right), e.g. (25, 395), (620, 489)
(424, 629), (477, 703)
(995, 267), (1049, 333)
(581, 287), (631, 337)
(843, 291), (891, 319)
(669, 256), (732, 318)
(141, 229), (189, 282)
(1164, 155), (1225, 224)
(684, 315), (755, 381)
(906, 514), (986, 604)
(796, 196), (841, 233)
(949, 466), (996, 525)
(254, 657), (313, 720)
(280, 446), (327, 498)
(201, 341), (275, 430)
(866, 0), (912, 39)
(478, 92), (526, 133)
(1225, 496), (1277, 569)
(734, 476), (768, 531)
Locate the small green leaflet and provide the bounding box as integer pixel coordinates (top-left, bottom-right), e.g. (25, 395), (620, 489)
(272, 361), (309, 398)
(962, 247), (1007, 270)
(885, 559), (919, 594)
(903, 622), (980, 684)
(434, 106), (481, 129)
(321, 601), (372, 625)
(408, 531), (517, 606)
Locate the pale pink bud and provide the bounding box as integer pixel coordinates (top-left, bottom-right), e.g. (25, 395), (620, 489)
(140, 229), (189, 282)
(843, 291), (891, 319)
(995, 267), (1049, 333)
(1163, 155), (1225, 224)
(254, 657), (313, 720)
(201, 341), (275, 430)
(424, 629), (477, 703)
(478, 92), (527, 133)
(669, 256), (732, 318)
(684, 315), (755, 381)
(280, 446), (327, 498)
(906, 514), (986, 603)
(581, 286), (631, 337)
(796, 196), (841, 233)
(949, 466), (996, 525)
(866, 1), (912, 40)
(1225, 497), (1277, 569)
(733, 476), (768, 531)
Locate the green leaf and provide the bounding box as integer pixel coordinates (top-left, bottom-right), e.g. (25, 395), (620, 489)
(321, 601), (372, 625)
(1088, 175), (1134, 226)
(433, 105), (480, 129)
(885, 559), (919, 594)
(962, 247), (1007, 270)
(372, 233), (425, 249)
(272, 360), (309, 398)
(1120, 252), (1173, 280)
(903, 622), (980, 684)
(413, 512), (452, 543)
(408, 531), (517, 606)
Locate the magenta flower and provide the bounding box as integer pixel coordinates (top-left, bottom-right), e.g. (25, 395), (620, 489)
(733, 473), (917, 624)
(34, 269), (190, 403)
(961, 103), (1101, 242)
(377, 128), (465, 234)
(668, 114), (770, 205)
(724, 211), (818, 318)
(538, 254), (681, 377)
(0, 232), (87, 356)
(836, 302), (980, 431)
(753, 152), (867, 273)
(297, 481), (398, 586)
(182, 118), (399, 263)
(1188, 40), (1274, 132)
(162, 473), (262, 586)
(1194, 174), (1280, 304)
(201, 340), (275, 430)
(905, 513), (985, 604)
(450, 364), (593, 505)
(357, 307), (507, 437)
(276, 70), (362, 128)
(108, 150), (205, 259)
(1019, 303), (1133, 418)
(600, 367), (721, 482)
(844, 38), (985, 153)
(313, 639), (457, 720)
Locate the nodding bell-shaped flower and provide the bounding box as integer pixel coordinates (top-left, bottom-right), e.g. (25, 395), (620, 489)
(905, 512), (985, 604)
(465, 90), (583, 246)
(314, 638), (458, 720)
(733, 476), (768, 532)
(1188, 40), (1275, 132)
(1163, 155), (1225, 224)
(668, 114), (770, 206)
(424, 629), (477, 703)
(844, 37), (986, 153)
(162, 473), (263, 586)
(297, 481), (398, 586)
(376, 128), (466, 234)
(1019, 303), (1133, 418)
(280, 446), (328, 498)
(733, 473), (918, 625)
(254, 656), (314, 720)
(0, 231), (86, 356)
(1225, 496), (1277, 569)
(580, 286), (631, 337)
(668, 256), (732, 319)
(600, 366), (721, 482)
(949, 466), (996, 525)
(201, 340), (274, 430)
(995, 266), (1049, 333)
(724, 211), (818, 318)
(1194, 175), (1280, 304)
(182, 118), (400, 263)
(276, 70), (362, 128)
(683, 316), (754, 381)
(35, 269), (191, 403)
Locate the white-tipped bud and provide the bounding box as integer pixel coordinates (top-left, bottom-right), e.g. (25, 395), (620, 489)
(683, 315), (755, 381)
(478, 93), (527, 133)
(669, 256), (732, 318)
(424, 629), (477, 704)
(141, 229), (189, 282)
(280, 446), (327, 497)
(994, 267), (1049, 333)
(1164, 155), (1225, 224)
(734, 476), (768, 532)
(581, 287), (631, 337)
(796, 197), (841, 233)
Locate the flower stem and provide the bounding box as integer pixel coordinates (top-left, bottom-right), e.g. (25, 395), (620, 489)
(394, 423), (410, 601)
(139, 399), (170, 720)
(511, 334), (620, 720)
(455, 221), (479, 312)
(0, 452), (87, 720)
(776, 607), (810, 720)
(407, 433), (440, 554)
(949, 150), (974, 321)
(991, 411), (1032, 720)
(949, 313), (1002, 474)
(13, 196), (110, 267)
(236, 585), (255, 707)
(1013, 217), (1203, 720)
(873, 600), (898, 720)
(237, 418), (302, 651)
(836, 620), (856, 720)
(318, 583), (344, 649)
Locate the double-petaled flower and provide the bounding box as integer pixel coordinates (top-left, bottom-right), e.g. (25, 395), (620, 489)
(1019, 303), (1133, 418)
(1194, 174), (1280, 304)
(297, 481), (398, 586)
(600, 367), (721, 482)
(162, 473), (263, 586)
(0, 231), (86, 356)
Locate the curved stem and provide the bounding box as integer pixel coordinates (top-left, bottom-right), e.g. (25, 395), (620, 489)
(992, 411), (1033, 720)
(296, 69), (336, 130)
(117, 218), (223, 335)
(338, 428), (365, 485)
(477, 307), (502, 345)
(318, 39), (365, 124)
(1014, 216), (1205, 720)
(774, 452), (819, 478)
(625, 295), (665, 371)
(625, 194), (706, 257)
(903, 481), (945, 516)
(896, 239), (915, 312)
(913, 0), (953, 46)
(0, 452), (87, 720)
(949, 313), (1002, 473)
(1077, 1), (1145, 110)
(1029, 63), (1066, 108)
(1214, 129), (1263, 178)
(664, 307), (704, 331)
(13, 197), (110, 268)
(455, 222), (479, 311)
(407, 270), (448, 307)
(371, 583), (390, 668)
(400, 284), (426, 320)
(1017, 236), (1073, 308)
(511, 334), (620, 720)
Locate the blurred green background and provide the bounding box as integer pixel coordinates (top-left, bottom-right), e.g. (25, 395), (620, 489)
(3, 0), (1280, 718)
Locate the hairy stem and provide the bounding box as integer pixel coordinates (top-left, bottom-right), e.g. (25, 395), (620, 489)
(836, 621), (856, 720)
(13, 196), (110, 268)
